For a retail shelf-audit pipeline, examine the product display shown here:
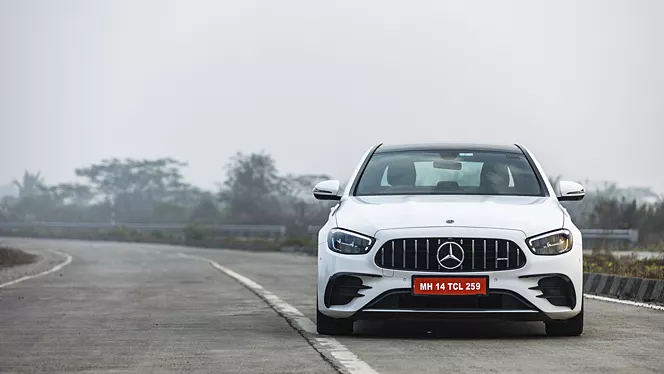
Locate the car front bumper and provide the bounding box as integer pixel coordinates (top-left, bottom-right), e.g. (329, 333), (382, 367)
(317, 226), (583, 321)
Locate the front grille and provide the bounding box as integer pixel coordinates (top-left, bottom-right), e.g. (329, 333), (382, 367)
(374, 237), (526, 272)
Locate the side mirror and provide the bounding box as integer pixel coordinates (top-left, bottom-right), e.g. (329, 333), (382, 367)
(555, 180), (585, 201)
(313, 180), (341, 201)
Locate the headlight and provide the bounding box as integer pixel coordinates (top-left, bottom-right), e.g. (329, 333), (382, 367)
(527, 229), (574, 255)
(327, 228), (375, 255)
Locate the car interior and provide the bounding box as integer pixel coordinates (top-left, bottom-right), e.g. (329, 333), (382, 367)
(356, 152), (543, 196)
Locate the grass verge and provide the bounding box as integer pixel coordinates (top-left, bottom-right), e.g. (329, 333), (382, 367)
(584, 250), (664, 280)
(0, 246), (38, 268)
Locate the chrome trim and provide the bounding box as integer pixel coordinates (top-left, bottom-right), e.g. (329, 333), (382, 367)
(402, 239), (406, 269)
(516, 242), (520, 267)
(483, 239), (487, 269)
(494, 239), (498, 269)
(496, 239), (509, 267)
(460, 239), (463, 270)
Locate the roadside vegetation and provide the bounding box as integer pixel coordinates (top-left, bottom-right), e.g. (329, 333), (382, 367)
(584, 250), (664, 280)
(0, 246), (37, 268)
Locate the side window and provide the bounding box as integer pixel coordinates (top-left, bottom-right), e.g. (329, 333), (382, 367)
(380, 166), (389, 186)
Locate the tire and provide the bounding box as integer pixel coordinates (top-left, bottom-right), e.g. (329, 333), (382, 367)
(545, 303), (584, 337)
(316, 305), (354, 336)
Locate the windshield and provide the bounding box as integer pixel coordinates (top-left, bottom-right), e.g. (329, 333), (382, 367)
(354, 149), (545, 197)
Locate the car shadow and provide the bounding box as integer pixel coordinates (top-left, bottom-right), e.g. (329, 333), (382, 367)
(351, 319), (548, 340)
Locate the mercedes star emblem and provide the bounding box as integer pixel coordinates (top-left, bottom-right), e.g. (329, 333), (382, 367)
(436, 241), (465, 270)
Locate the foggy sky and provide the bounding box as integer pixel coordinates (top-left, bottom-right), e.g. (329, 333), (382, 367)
(1, 1), (662, 192)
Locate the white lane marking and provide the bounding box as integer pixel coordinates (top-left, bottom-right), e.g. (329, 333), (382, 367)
(0, 249), (73, 289)
(584, 294), (664, 311)
(178, 252), (379, 374)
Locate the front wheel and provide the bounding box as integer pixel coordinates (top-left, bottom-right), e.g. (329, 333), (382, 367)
(545, 303), (584, 337)
(316, 305), (354, 336)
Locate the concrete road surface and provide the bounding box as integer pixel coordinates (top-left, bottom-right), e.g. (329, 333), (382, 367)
(1, 238), (663, 374)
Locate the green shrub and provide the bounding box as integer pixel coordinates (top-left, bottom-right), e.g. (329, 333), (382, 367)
(584, 251), (664, 280)
(183, 225), (207, 241)
(282, 237), (316, 247)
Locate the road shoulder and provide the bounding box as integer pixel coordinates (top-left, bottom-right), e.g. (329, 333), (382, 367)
(0, 245), (68, 287)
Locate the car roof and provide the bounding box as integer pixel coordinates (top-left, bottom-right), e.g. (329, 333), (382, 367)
(374, 142), (524, 154)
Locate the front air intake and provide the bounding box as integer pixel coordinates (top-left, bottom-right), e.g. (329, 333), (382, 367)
(528, 275), (577, 309)
(324, 274), (372, 307)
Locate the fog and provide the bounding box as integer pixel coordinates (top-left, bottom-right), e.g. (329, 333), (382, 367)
(0, 0), (661, 192)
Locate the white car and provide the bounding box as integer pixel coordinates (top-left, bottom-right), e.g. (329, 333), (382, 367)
(313, 143), (586, 336)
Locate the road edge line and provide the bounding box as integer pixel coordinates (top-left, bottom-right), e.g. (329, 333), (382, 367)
(583, 293), (664, 311)
(0, 249), (73, 289)
(177, 252), (379, 374)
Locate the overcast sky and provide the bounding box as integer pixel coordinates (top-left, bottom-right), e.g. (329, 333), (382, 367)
(0, 1), (661, 193)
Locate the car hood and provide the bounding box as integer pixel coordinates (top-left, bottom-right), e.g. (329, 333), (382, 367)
(334, 194), (565, 238)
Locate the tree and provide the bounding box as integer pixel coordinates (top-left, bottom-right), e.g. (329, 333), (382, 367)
(74, 158), (202, 223)
(218, 151), (284, 224)
(74, 158), (190, 199)
(279, 173), (335, 235)
(13, 171), (45, 198)
(46, 183), (94, 206)
(188, 197), (222, 224)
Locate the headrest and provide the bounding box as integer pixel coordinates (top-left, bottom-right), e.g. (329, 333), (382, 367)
(386, 159), (416, 186)
(480, 162), (510, 188)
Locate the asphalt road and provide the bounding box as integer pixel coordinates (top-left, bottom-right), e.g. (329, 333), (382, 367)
(1, 238), (663, 374)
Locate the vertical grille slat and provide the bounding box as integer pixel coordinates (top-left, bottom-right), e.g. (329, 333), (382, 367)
(402, 240), (406, 269)
(483, 240), (487, 270)
(381, 247), (384, 266)
(375, 237), (526, 272)
(471, 239), (475, 270)
(494, 240), (498, 269)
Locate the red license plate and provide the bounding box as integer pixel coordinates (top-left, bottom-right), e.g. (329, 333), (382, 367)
(412, 277), (488, 296)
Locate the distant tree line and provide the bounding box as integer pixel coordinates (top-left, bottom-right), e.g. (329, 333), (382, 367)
(1, 154), (663, 245)
(0, 152), (334, 237)
(550, 176), (664, 246)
